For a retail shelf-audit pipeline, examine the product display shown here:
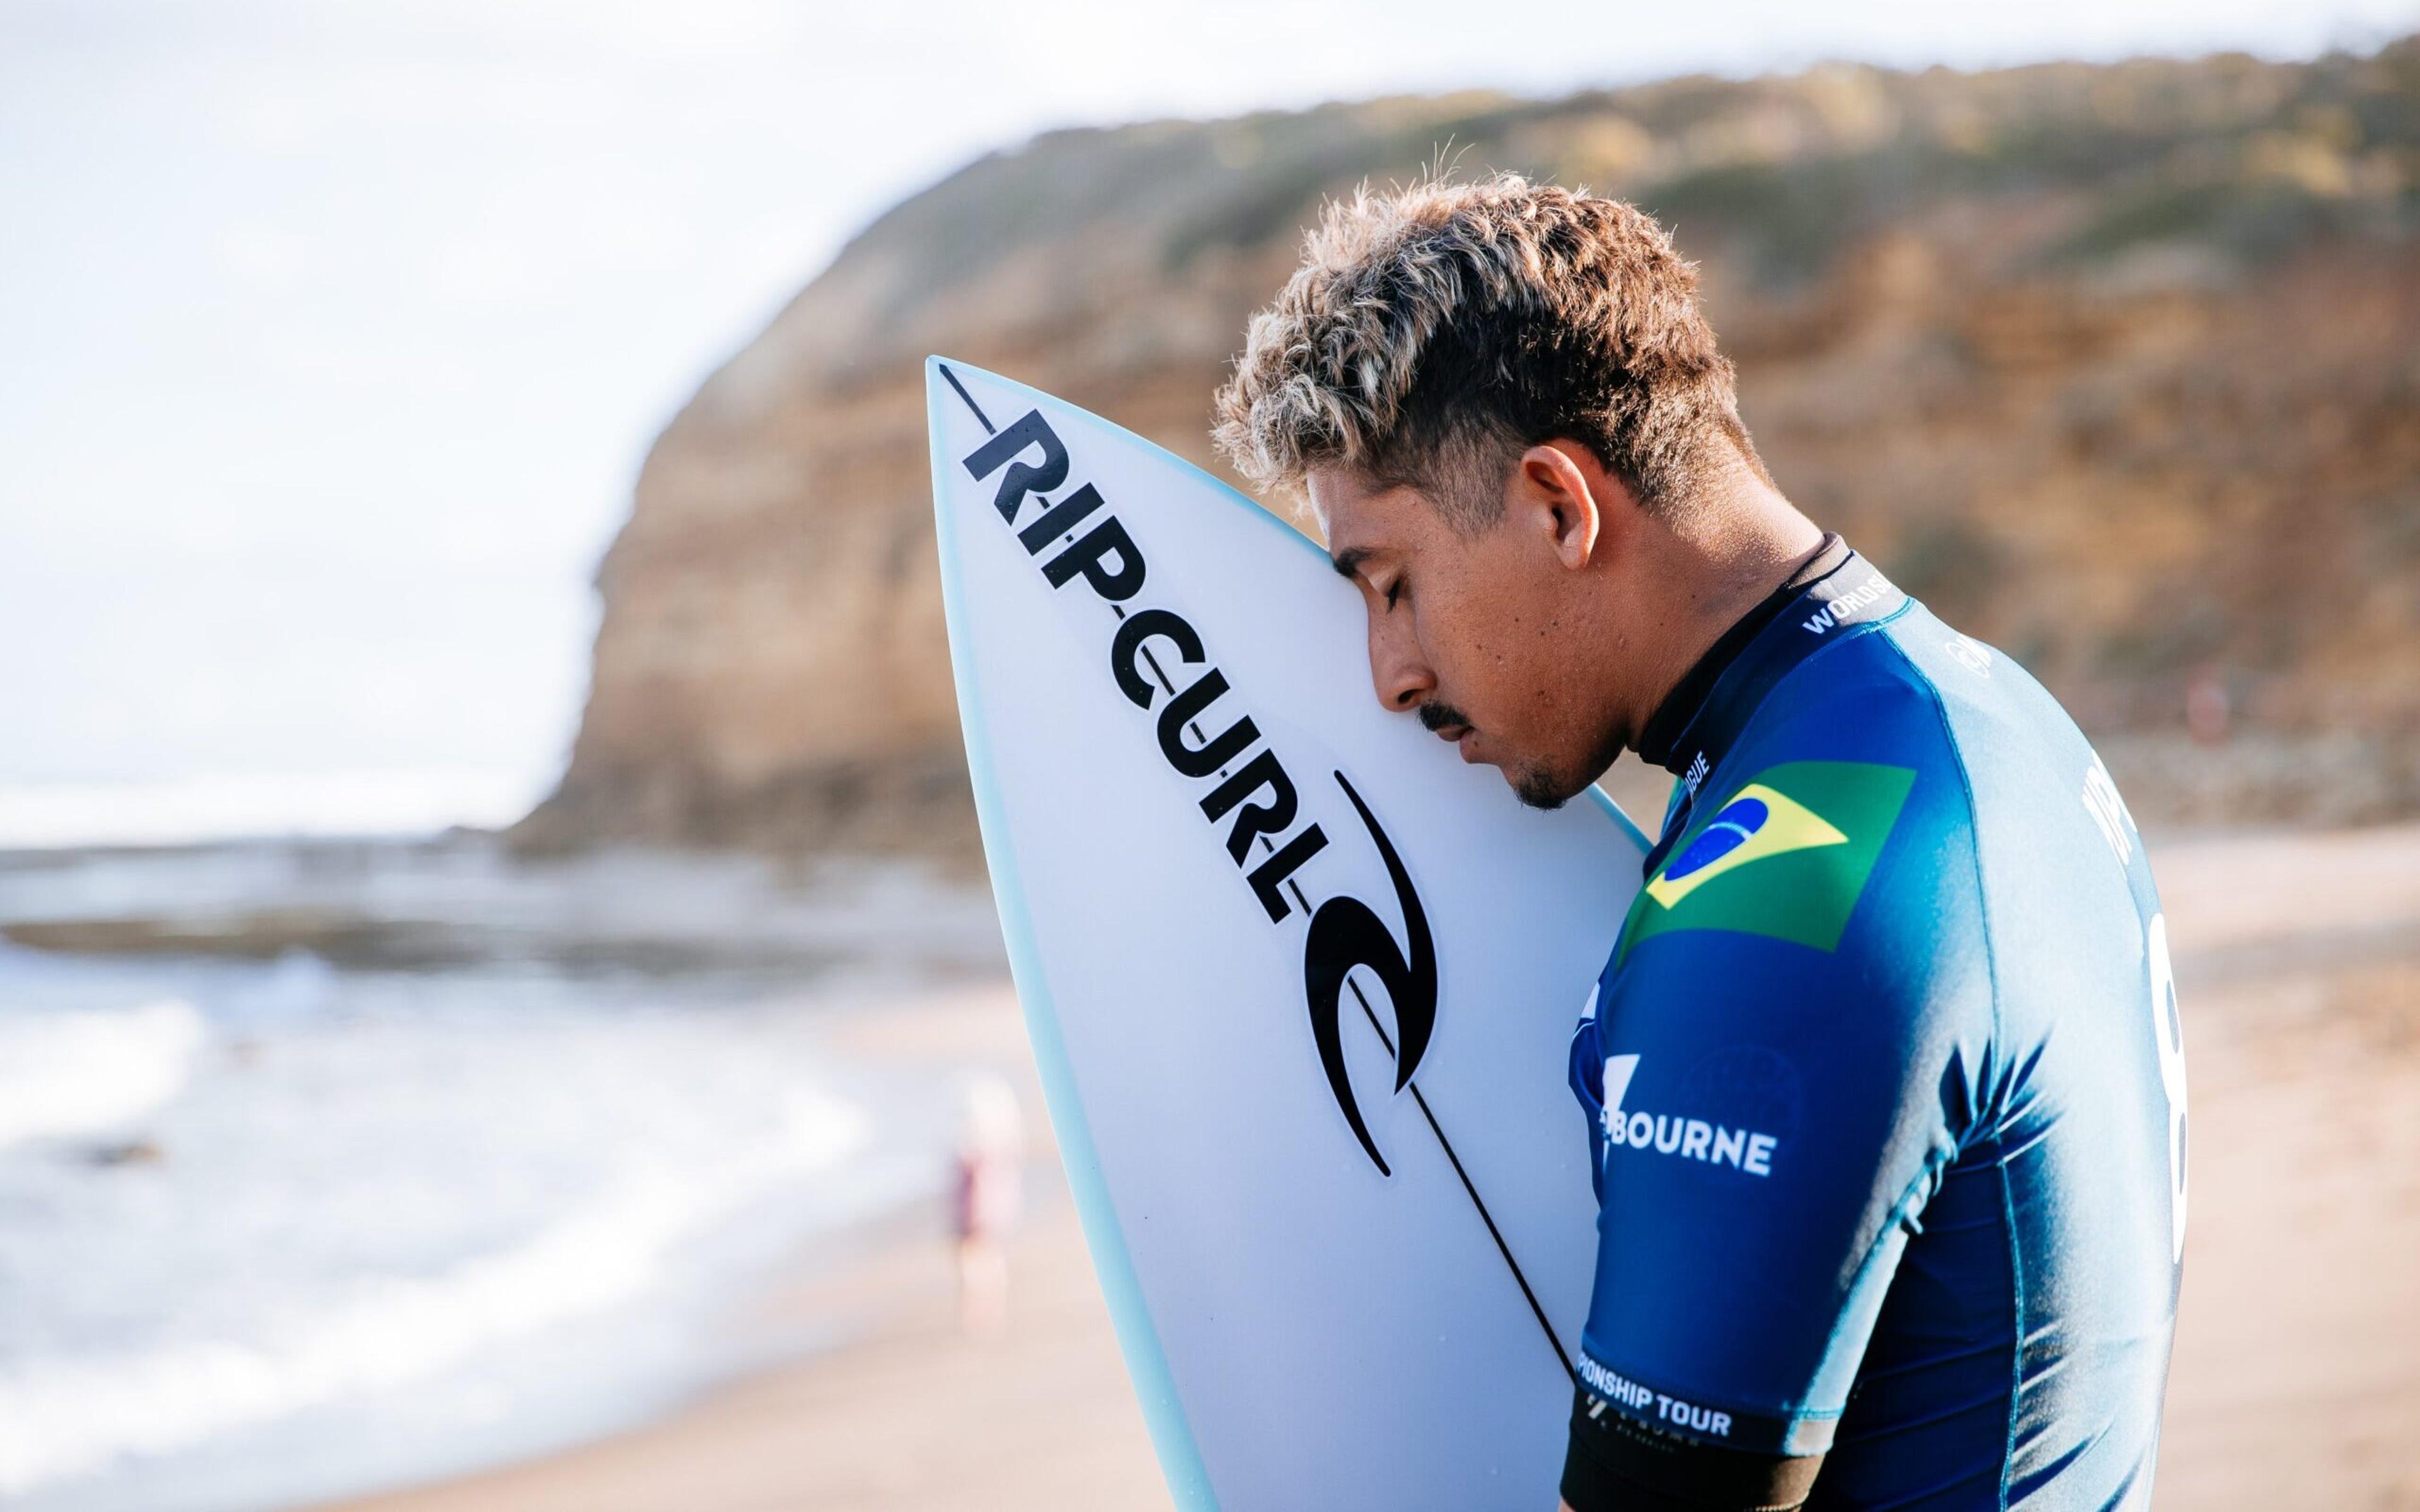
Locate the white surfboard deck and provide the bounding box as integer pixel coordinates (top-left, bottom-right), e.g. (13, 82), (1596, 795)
(927, 358), (1649, 1511)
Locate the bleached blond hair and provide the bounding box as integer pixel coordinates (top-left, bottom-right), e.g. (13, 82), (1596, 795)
(1211, 173), (1767, 530)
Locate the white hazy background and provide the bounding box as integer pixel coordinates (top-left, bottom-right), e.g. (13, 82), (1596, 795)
(5, 0), (2414, 847)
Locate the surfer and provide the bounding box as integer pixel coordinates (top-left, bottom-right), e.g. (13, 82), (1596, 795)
(1214, 175), (2184, 1511)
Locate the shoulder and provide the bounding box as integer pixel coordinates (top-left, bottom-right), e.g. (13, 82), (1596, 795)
(1627, 619), (1974, 959)
(1756, 606), (1970, 769)
(1731, 603), (2008, 886)
(1606, 612), (1997, 1075)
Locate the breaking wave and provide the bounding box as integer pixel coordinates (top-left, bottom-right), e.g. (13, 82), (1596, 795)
(0, 1088), (866, 1494)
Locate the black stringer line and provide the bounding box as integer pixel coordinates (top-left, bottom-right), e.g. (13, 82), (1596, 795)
(937, 362), (994, 433)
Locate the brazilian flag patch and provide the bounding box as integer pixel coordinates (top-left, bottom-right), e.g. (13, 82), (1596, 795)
(1618, 761), (1916, 963)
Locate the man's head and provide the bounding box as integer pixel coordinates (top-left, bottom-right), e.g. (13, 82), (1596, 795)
(1211, 173), (1779, 807)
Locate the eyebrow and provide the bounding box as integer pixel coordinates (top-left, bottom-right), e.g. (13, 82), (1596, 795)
(1330, 546), (1370, 580)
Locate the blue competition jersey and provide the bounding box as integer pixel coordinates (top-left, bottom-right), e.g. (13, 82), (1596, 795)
(1565, 546), (2185, 1509)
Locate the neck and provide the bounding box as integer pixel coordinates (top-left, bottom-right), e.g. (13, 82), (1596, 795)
(1611, 469), (1824, 753)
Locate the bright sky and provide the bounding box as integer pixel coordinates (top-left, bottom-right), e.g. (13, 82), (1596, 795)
(3, 0), (2412, 845)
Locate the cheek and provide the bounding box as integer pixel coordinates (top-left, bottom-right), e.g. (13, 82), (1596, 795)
(1485, 593), (1596, 750)
(1429, 582), (1558, 722)
(1414, 590), (1482, 686)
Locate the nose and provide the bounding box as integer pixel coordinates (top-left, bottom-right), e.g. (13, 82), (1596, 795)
(1368, 612), (1435, 715)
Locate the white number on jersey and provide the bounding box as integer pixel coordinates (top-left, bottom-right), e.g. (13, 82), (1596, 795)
(2145, 913), (2188, 1263)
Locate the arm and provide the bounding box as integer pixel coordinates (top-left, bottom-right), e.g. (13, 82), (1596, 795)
(1557, 755), (1968, 1511)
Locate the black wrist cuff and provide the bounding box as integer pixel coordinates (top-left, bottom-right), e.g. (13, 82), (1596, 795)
(1560, 1389), (1824, 1512)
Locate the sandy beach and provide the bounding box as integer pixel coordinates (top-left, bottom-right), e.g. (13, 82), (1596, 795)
(321, 825), (2420, 1512)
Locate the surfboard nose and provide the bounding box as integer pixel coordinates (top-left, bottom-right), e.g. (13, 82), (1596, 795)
(928, 356), (1003, 438)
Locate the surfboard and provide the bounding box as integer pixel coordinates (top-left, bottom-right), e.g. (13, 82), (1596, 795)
(926, 357), (1650, 1510)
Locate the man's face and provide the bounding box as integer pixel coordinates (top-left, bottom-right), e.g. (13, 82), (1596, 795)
(1312, 458), (1617, 809)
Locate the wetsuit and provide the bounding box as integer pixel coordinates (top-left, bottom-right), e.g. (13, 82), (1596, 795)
(1562, 539), (2186, 1511)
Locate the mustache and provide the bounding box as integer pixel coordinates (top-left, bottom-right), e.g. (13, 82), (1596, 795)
(1417, 701), (1473, 734)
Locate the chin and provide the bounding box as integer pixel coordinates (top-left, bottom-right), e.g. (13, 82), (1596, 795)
(1504, 724), (1628, 813)
(1509, 762), (1576, 811)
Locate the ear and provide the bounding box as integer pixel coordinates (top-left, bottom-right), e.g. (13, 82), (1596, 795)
(1515, 442), (1605, 571)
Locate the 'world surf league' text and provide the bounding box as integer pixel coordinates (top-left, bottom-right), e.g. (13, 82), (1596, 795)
(959, 403), (1436, 1177)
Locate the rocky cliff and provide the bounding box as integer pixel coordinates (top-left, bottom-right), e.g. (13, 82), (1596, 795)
(516, 38), (2420, 856)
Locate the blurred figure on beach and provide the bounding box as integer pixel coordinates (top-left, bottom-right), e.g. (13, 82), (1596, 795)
(2186, 663), (2233, 748)
(952, 1071), (1026, 1333)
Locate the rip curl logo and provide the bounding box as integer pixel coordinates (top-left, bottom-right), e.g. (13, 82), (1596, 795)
(1944, 633), (1993, 676)
(959, 396), (1435, 1177)
(1301, 776), (1436, 1174)
(1598, 1054), (1779, 1177)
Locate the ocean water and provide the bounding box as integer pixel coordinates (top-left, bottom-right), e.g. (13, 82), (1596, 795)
(0, 838), (1003, 1511)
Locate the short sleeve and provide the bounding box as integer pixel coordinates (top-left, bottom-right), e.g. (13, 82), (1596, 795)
(1565, 760), (1984, 1457)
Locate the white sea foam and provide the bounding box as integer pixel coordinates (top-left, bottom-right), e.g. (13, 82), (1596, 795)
(0, 1000), (204, 1151)
(0, 1087), (867, 1495)
(0, 845), (968, 1511)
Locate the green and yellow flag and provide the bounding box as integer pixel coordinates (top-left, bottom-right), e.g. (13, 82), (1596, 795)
(1619, 761), (1916, 963)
